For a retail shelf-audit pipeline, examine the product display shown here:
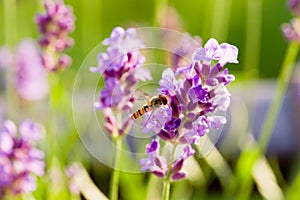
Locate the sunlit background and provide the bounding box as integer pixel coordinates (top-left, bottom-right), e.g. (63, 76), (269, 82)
(1, 0), (300, 199)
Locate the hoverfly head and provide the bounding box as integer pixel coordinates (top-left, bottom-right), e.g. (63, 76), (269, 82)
(159, 94), (168, 105)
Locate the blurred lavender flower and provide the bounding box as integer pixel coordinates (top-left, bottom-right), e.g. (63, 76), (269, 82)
(16, 39), (49, 101)
(171, 33), (202, 70)
(0, 120), (45, 197)
(35, 0), (75, 71)
(90, 27), (151, 137)
(65, 163), (82, 195)
(289, 0), (300, 15)
(140, 38), (238, 181)
(282, 18), (300, 42)
(282, 0), (300, 42)
(0, 40), (49, 101)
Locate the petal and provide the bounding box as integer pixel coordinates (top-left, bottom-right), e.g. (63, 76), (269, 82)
(171, 172), (186, 181)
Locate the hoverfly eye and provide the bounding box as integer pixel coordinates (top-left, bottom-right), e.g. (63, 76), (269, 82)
(162, 96), (168, 105)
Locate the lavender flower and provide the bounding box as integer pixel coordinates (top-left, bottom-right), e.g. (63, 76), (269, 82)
(90, 27), (152, 137)
(16, 39), (49, 101)
(139, 38), (238, 180)
(65, 163), (82, 195)
(282, 18), (300, 42)
(139, 139), (195, 181)
(0, 120), (45, 197)
(289, 0), (300, 15)
(35, 0), (75, 71)
(0, 40), (49, 101)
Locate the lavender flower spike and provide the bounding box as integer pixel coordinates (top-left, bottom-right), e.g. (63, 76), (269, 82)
(0, 120), (45, 198)
(90, 27), (151, 137)
(16, 39), (49, 101)
(289, 0), (300, 15)
(35, 0), (75, 71)
(139, 38), (238, 181)
(139, 139), (195, 181)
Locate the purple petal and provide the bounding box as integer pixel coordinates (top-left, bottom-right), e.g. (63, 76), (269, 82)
(171, 172), (186, 181)
(172, 159), (184, 174)
(146, 139), (159, 153)
(19, 119), (43, 141)
(0, 132), (14, 154)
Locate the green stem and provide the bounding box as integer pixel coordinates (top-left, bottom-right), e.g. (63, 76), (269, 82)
(244, 0), (263, 79)
(48, 73), (58, 165)
(162, 144), (177, 200)
(162, 181), (170, 200)
(258, 41), (299, 153)
(4, 0), (17, 119)
(152, 0), (168, 26)
(109, 137), (123, 200)
(210, 0), (232, 41)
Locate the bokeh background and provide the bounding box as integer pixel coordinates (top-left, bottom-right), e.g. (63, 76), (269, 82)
(1, 0), (300, 199)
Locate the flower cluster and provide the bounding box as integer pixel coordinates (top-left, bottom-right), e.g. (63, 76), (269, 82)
(16, 39), (49, 101)
(139, 139), (195, 181)
(0, 40), (49, 101)
(90, 27), (152, 137)
(139, 38), (238, 181)
(0, 120), (45, 197)
(35, 0), (75, 71)
(282, 0), (300, 42)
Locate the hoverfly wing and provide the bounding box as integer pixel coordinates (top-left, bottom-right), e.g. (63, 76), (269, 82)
(131, 89), (151, 101)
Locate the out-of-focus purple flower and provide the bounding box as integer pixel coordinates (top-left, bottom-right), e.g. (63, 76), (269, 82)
(139, 38), (238, 181)
(282, 18), (300, 42)
(0, 40), (49, 101)
(139, 139), (168, 178)
(35, 0), (75, 71)
(289, 0), (300, 15)
(65, 163), (82, 195)
(171, 145), (195, 180)
(90, 27), (151, 138)
(0, 120), (45, 198)
(171, 33), (202, 70)
(139, 139), (195, 181)
(0, 47), (13, 70)
(16, 39), (49, 101)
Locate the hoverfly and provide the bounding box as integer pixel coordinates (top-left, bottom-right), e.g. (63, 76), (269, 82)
(130, 94), (169, 120)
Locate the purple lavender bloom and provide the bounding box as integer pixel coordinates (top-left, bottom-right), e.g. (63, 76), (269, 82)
(157, 117), (181, 141)
(282, 18), (300, 42)
(0, 120), (45, 197)
(142, 106), (172, 134)
(16, 39), (49, 101)
(289, 0), (300, 15)
(139, 38), (238, 180)
(35, 0), (75, 71)
(139, 139), (168, 177)
(188, 84), (209, 104)
(139, 139), (195, 181)
(65, 163), (82, 195)
(91, 27), (151, 137)
(159, 68), (183, 97)
(171, 145), (195, 181)
(90, 27), (146, 80)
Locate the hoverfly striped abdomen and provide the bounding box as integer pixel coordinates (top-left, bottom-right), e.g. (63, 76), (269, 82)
(130, 94), (168, 120)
